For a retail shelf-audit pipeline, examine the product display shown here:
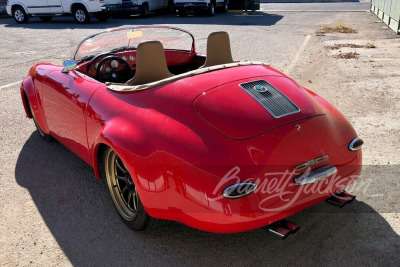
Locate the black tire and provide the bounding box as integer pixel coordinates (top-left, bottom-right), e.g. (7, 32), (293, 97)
(111, 13), (121, 19)
(94, 12), (109, 22)
(168, 0), (175, 13)
(28, 103), (53, 142)
(102, 147), (158, 230)
(72, 5), (90, 24)
(222, 0), (228, 13)
(208, 3), (215, 16)
(39, 16), (53, 22)
(12, 6), (29, 24)
(141, 3), (149, 17)
(178, 9), (186, 17)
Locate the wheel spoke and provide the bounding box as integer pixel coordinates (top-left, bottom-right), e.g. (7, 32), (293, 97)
(121, 186), (129, 195)
(132, 190), (137, 211)
(116, 175), (127, 182)
(115, 158), (127, 174)
(127, 192), (132, 209)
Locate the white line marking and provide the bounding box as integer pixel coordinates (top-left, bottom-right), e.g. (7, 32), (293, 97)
(286, 34), (311, 75)
(0, 81), (21, 90)
(261, 10), (368, 12)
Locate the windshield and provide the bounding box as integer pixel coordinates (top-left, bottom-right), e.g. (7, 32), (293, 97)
(74, 26), (195, 62)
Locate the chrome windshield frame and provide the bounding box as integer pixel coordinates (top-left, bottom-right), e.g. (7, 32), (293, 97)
(73, 25), (196, 61)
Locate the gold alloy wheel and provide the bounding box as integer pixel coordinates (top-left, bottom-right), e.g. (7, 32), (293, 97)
(105, 149), (139, 222)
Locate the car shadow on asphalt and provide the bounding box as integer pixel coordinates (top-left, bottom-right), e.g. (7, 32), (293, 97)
(15, 132), (400, 265)
(1, 12), (284, 29)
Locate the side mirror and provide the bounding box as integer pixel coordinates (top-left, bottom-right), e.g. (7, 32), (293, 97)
(62, 59), (77, 73)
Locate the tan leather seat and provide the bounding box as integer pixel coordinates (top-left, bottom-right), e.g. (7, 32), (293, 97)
(126, 41), (173, 85)
(202, 31), (234, 68)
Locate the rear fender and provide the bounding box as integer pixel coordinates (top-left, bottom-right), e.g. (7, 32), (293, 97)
(69, 1), (95, 13)
(90, 119), (163, 215)
(90, 118), (148, 180)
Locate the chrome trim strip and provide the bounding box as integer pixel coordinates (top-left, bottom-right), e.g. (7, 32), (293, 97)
(295, 155), (329, 171)
(349, 137), (363, 151)
(222, 182), (258, 199)
(73, 25), (196, 60)
(294, 165), (337, 186)
(27, 5), (61, 8)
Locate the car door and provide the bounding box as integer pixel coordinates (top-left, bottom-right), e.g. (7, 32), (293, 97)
(47, 0), (63, 13)
(26, 0), (50, 14)
(42, 70), (102, 165)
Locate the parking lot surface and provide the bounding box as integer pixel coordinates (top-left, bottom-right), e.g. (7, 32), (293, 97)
(1, 3), (399, 266)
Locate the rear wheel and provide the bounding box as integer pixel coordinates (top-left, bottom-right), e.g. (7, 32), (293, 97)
(103, 148), (156, 230)
(208, 3), (215, 16)
(141, 3), (149, 17)
(72, 5), (90, 24)
(12, 6), (29, 24)
(94, 12), (109, 22)
(29, 103), (53, 142)
(222, 1), (228, 13)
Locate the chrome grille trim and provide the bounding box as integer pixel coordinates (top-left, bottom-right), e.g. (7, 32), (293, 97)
(239, 80), (300, 118)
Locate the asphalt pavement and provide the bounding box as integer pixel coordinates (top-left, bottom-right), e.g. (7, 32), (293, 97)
(1, 2), (399, 266)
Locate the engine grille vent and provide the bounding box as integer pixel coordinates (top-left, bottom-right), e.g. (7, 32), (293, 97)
(239, 80), (300, 118)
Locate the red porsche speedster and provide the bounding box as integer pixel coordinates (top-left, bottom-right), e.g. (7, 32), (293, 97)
(20, 26), (363, 237)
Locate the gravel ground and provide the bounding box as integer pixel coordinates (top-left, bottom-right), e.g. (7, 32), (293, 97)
(0, 4), (399, 266)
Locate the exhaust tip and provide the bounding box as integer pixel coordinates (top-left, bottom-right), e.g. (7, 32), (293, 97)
(326, 190), (356, 208)
(267, 219), (300, 239)
(349, 137), (363, 151)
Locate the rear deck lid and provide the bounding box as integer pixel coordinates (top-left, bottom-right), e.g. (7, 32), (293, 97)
(193, 76), (326, 139)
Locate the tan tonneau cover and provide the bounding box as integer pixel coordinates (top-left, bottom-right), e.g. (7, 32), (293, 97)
(106, 61), (268, 92)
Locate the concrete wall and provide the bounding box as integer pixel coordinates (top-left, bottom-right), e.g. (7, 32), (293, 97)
(371, 0), (400, 34)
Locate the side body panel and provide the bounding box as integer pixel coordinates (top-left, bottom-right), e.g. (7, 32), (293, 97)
(26, 0), (49, 14)
(47, 0), (63, 13)
(41, 67), (103, 165)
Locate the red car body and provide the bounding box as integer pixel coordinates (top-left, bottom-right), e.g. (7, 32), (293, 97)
(20, 27), (362, 233)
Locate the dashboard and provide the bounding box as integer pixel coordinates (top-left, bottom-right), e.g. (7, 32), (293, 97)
(76, 50), (196, 78)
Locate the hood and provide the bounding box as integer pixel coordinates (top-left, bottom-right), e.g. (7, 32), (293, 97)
(193, 75), (326, 139)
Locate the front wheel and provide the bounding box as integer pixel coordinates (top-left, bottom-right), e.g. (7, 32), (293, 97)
(13, 6), (29, 24)
(103, 148), (156, 230)
(72, 6), (90, 24)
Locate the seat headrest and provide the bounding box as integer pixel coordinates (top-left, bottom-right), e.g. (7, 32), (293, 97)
(202, 31), (234, 68)
(126, 41), (173, 85)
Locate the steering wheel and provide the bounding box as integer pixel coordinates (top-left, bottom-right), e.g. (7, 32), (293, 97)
(96, 56), (133, 83)
(87, 52), (115, 76)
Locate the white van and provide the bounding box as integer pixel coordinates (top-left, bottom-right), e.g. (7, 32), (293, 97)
(6, 0), (121, 24)
(173, 0), (228, 16)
